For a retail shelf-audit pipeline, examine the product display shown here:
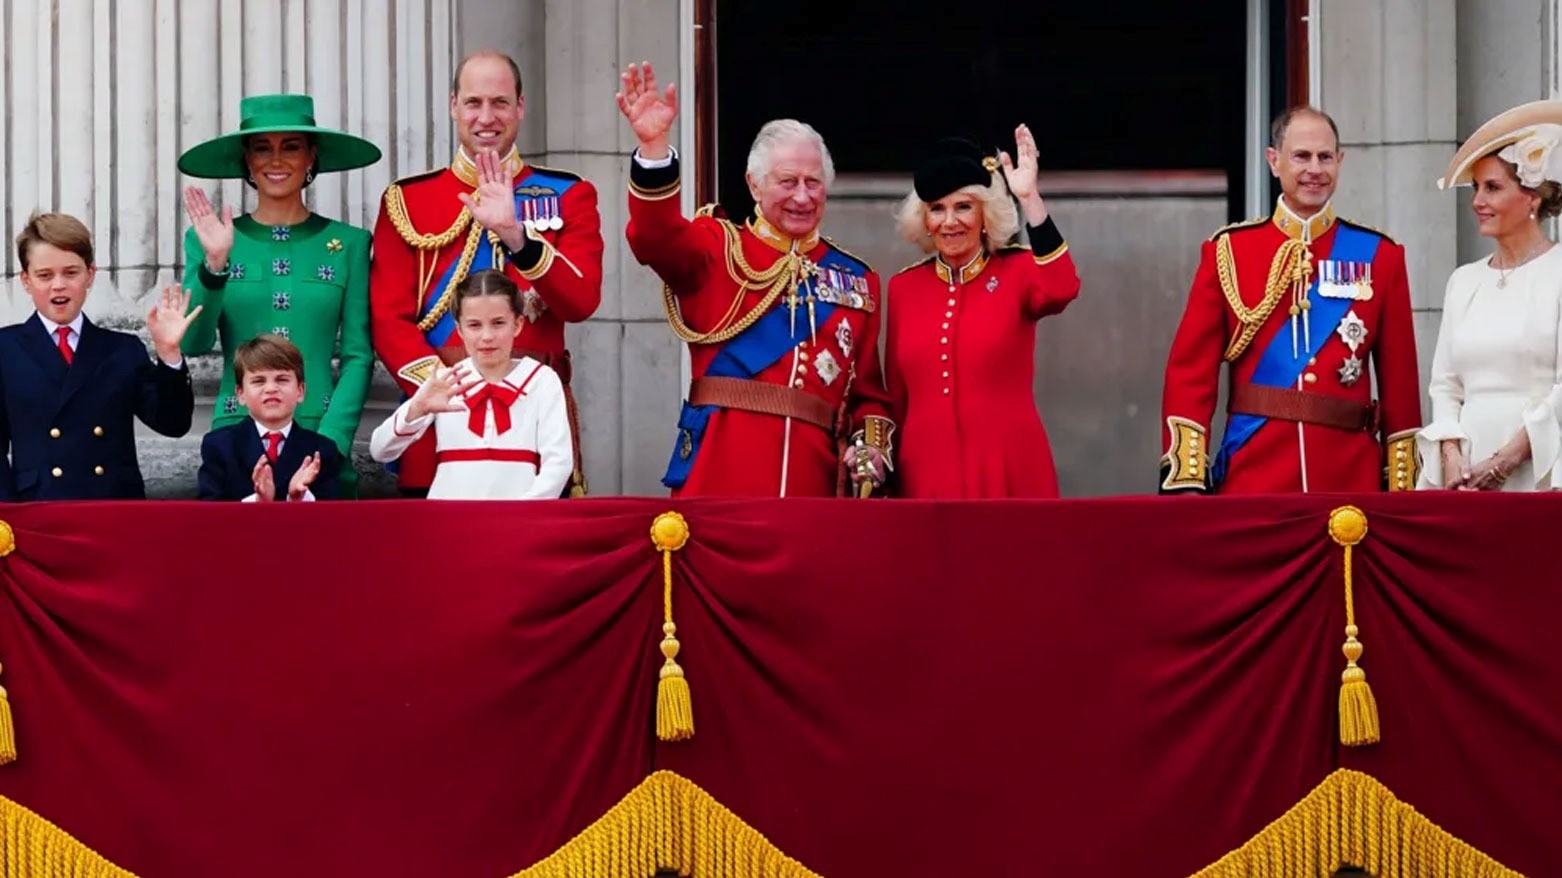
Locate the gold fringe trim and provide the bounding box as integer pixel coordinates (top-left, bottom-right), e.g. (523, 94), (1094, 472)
(510, 771), (820, 878)
(1188, 769), (1524, 877)
(0, 522), (15, 764)
(1328, 506), (1379, 747)
(0, 794), (139, 877)
(651, 512), (694, 742)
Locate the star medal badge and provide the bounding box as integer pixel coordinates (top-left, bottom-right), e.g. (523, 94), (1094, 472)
(814, 348), (841, 386)
(521, 289), (545, 323)
(1337, 355), (1364, 387)
(835, 321), (854, 359)
(1335, 310), (1368, 353)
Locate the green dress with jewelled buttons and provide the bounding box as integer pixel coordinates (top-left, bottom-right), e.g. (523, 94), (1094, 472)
(181, 214), (373, 493)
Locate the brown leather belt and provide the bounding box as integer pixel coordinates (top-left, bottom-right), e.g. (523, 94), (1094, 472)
(689, 376), (836, 433)
(1229, 384), (1378, 432)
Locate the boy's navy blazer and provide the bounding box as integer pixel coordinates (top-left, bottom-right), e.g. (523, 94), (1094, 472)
(198, 419), (342, 501)
(0, 313), (193, 500)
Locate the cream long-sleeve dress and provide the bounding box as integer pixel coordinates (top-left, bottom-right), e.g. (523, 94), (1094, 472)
(1417, 245), (1562, 490)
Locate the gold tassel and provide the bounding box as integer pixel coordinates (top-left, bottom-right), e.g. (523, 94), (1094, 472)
(650, 512), (694, 742)
(0, 521), (15, 764)
(0, 669), (16, 766)
(1328, 506), (1380, 747)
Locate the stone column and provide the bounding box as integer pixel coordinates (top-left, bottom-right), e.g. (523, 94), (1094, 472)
(1317, 0), (1459, 412)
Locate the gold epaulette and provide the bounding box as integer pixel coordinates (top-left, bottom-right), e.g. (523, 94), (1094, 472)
(1338, 217), (1398, 245)
(390, 166), (445, 187)
(822, 237), (874, 275)
(1208, 215), (1268, 241)
(523, 162), (583, 183)
(998, 242), (1029, 253)
(897, 254), (937, 274)
(694, 203), (721, 219)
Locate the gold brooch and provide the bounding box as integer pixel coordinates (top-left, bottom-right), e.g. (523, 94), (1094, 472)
(326, 238), (343, 253)
(982, 156), (999, 173)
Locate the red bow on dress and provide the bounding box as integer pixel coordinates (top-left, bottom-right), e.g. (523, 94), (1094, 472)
(466, 383), (520, 437)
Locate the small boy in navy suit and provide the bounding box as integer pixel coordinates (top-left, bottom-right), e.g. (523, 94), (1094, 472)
(1, 212), (198, 500)
(198, 335), (342, 501)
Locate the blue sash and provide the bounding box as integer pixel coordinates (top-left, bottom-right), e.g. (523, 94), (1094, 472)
(1211, 223), (1381, 487)
(416, 169), (579, 348)
(662, 247), (865, 488)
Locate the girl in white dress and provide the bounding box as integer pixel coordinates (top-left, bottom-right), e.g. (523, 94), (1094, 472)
(1421, 102), (1562, 491)
(370, 269), (573, 499)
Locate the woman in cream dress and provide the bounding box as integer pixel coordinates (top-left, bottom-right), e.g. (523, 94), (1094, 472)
(1420, 101), (1562, 491)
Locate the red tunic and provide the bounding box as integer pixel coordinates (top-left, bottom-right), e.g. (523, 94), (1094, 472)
(626, 157), (892, 497)
(886, 222), (1080, 498)
(369, 150), (603, 491)
(1159, 201), (1422, 494)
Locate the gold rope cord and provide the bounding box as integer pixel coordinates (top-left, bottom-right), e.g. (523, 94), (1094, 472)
(651, 512), (694, 742)
(415, 224), (488, 333)
(1217, 234), (1312, 361)
(1329, 506), (1380, 747)
(385, 184), (472, 249)
(1188, 769), (1524, 877)
(663, 218), (809, 346)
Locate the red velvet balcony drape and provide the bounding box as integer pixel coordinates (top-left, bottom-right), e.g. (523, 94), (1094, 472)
(0, 494), (1554, 876)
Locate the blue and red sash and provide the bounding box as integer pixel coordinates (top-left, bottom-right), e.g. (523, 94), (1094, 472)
(416, 168), (579, 349)
(662, 247), (866, 488)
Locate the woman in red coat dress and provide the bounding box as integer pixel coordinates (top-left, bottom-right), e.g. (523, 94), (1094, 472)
(885, 126), (1081, 497)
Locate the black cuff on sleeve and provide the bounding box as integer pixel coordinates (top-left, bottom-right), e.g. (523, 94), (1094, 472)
(630, 154), (681, 193)
(506, 230), (548, 273)
(197, 262), (230, 288)
(1028, 217), (1065, 257)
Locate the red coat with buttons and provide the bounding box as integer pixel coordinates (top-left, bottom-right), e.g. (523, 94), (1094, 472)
(626, 160), (891, 497)
(886, 219), (1080, 498)
(1159, 205), (1422, 494)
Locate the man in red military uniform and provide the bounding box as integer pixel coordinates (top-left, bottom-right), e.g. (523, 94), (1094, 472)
(1160, 107), (1422, 494)
(616, 62), (893, 497)
(371, 50), (602, 496)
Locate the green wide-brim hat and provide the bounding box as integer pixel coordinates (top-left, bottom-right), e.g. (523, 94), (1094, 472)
(178, 93), (382, 179)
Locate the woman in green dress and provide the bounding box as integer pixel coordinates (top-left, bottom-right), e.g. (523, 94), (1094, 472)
(178, 94), (381, 494)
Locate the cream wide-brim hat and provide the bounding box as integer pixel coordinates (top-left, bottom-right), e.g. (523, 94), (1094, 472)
(1438, 99), (1562, 189)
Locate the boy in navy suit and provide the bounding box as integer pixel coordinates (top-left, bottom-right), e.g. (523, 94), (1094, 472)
(198, 335), (341, 501)
(1, 212), (198, 500)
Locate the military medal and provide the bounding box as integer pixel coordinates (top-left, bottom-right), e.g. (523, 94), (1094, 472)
(1357, 263), (1373, 300)
(1337, 355), (1363, 386)
(521, 199), (536, 232)
(547, 196), (564, 231)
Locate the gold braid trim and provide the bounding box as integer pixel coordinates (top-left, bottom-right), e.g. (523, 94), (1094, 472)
(663, 217), (809, 346)
(511, 770), (822, 878)
(1188, 769), (1524, 877)
(1216, 234), (1312, 361)
(384, 183), (472, 249)
(415, 225), (491, 333)
(0, 794), (139, 877)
